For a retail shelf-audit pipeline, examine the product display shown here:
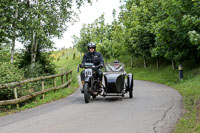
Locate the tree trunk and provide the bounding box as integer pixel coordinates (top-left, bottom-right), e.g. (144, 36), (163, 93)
(31, 32), (35, 69)
(194, 49), (199, 64)
(11, 31), (16, 64)
(31, 0), (40, 69)
(171, 60), (175, 70)
(10, 1), (18, 64)
(131, 55), (133, 68)
(31, 32), (38, 69)
(156, 57), (159, 70)
(143, 56), (147, 68)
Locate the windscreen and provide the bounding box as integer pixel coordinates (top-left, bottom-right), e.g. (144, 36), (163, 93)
(104, 63), (124, 72)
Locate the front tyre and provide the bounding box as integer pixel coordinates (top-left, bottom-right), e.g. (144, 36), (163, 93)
(92, 95), (96, 99)
(83, 83), (90, 103)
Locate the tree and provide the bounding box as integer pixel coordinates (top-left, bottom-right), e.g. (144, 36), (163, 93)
(120, 0), (155, 68)
(73, 23), (94, 53)
(0, 0), (92, 68)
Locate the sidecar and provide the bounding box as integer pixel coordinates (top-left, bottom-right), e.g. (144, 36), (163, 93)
(103, 63), (134, 98)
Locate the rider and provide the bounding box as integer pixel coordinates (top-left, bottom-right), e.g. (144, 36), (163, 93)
(80, 42), (104, 92)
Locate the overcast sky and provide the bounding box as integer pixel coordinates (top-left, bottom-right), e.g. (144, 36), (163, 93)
(52, 0), (121, 49)
(16, 0), (121, 49)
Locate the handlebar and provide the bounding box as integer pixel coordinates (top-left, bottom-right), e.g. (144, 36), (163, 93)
(77, 64), (103, 72)
(79, 64), (103, 68)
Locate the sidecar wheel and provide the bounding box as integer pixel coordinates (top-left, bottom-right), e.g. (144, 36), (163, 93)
(129, 90), (133, 98)
(83, 83), (90, 103)
(92, 95), (96, 99)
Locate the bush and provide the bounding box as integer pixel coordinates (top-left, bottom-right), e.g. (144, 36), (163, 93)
(0, 63), (24, 100)
(24, 62), (45, 78)
(18, 50), (56, 78)
(0, 45), (10, 63)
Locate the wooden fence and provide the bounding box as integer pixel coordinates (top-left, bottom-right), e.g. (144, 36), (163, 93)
(0, 70), (72, 106)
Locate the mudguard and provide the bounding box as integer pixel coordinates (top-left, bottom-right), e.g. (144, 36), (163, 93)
(104, 73), (125, 93)
(127, 73), (134, 91)
(84, 76), (91, 83)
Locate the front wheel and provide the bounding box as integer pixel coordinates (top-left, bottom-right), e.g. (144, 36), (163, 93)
(83, 83), (91, 103)
(92, 95), (96, 99)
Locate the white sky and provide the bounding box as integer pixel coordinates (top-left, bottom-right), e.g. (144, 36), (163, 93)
(53, 0), (121, 49)
(16, 0), (121, 49)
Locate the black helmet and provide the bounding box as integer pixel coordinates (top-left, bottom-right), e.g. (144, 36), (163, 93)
(87, 42), (96, 50)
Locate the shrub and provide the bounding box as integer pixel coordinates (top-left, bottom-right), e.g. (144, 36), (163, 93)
(24, 62), (45, 78)
(0, 63), (24, 100)
(18, 50), (56, 78)
(0, 45), (10, 63)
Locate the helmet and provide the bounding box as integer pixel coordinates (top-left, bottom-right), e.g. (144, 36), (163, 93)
(87, 42), (96, 50)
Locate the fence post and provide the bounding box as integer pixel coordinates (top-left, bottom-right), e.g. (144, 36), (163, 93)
(42, 80), (45, 99)
(53, 78), (56, 87)
(53, 77), (56, 92)
(13, 87), (19, 108)
(66, 73), (68, 87)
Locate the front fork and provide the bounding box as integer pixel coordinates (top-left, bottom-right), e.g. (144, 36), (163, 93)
(82, 76), (104, 95)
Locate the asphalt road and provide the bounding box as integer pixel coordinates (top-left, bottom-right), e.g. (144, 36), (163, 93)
(0, 80), (182, 133)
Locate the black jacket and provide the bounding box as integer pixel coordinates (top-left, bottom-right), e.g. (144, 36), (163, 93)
(82, 51), (104, 66)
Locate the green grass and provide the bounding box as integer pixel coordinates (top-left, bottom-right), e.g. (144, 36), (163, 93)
(123, 58), (200, 133)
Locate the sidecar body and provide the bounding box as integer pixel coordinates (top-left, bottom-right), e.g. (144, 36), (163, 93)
(103, 63), (134, 98)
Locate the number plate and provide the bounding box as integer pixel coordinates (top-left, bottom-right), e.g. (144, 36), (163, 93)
(85, 68), (92, 77)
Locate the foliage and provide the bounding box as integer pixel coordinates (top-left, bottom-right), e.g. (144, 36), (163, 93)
(0, 0), (93, 74)
(118, 0), (200, 64)
(0, 44), (10, 63)
(73, 13), (125, 60)
(0, 48), (79, 116)
(23, 62), (46, 78)
(73, 23), (94, 53)
(18, 46), (56, 78)
(0, 63), (24, 100)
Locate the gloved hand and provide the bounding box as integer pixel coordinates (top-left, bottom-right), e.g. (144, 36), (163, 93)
(79, 64), (84, 68)
(100, 64), (104, 68)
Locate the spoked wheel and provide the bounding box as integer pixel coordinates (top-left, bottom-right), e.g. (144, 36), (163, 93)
(83, 83), (91, 103)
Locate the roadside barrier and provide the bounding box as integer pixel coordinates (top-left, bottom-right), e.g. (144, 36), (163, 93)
(0, 70), (72, 107)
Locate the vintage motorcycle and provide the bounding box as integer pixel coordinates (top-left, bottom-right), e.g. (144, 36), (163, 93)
(78, 62), (134, 103)
(78, 63), (103, 103)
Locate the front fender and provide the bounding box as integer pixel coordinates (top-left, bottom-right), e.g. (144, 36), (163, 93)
(84, 76), (91, 83)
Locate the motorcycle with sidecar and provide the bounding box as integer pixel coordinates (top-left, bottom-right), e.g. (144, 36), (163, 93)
(78, 62), (134, 103)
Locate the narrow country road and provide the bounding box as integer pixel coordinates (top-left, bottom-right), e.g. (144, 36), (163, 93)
(0, 80), (182, 133)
